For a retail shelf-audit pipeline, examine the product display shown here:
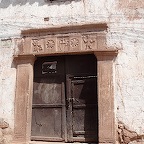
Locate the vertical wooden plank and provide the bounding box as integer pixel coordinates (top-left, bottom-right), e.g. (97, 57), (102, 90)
(62, 82), (67, 142)
(66, 75), (73, 142)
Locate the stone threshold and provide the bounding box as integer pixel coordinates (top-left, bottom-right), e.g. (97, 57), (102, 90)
(29, 142), (113, 144)
(29, 141), (98, 144)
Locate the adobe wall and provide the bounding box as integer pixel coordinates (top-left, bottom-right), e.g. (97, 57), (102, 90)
(0, 0), (144, 143)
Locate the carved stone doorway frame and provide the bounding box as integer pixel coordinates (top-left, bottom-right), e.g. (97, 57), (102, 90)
(13, 24), (118, 144)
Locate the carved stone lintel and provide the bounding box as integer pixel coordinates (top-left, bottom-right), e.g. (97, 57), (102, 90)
(17, 31), (113, 56)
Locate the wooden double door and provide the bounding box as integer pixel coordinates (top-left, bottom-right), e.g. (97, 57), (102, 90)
(31, 54), (98, 142)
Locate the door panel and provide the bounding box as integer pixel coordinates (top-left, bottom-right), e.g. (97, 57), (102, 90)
(69, 77), (98, 142)
(31, 108), (62, 138)
(71, 78), (97, 104)
(33, 78), (63, 104)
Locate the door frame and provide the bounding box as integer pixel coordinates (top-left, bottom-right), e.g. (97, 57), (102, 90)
(12, 24), (118, 144)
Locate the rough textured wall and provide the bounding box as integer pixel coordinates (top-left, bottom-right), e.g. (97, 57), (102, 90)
(0, 39), (15, 143)
(0, 0), (144, 143)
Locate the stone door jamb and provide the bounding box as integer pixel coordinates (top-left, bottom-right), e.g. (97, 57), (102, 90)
(95, 51), (117, 143)
(13, 55), (36, 144)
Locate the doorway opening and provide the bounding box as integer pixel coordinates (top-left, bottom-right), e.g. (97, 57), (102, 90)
(31, 54), (98, 143)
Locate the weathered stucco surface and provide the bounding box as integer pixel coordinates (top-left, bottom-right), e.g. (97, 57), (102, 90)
(0, 0), (144, 143)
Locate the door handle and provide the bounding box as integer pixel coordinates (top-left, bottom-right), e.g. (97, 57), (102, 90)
(66, 98), (80, 108)
(66, 98), (74, 108)
(68, 98), (75, 102)
(68, 98), (80, 103)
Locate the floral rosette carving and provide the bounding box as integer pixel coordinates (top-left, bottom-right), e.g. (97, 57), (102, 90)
(70, 38), (79, 48)
(46, 40), (55, 49)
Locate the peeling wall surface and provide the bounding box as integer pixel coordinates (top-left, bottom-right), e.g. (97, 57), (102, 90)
(0, 0), (144, 143)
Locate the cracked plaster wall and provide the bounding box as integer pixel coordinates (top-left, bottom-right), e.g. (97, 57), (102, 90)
(0, 0), (144, 143)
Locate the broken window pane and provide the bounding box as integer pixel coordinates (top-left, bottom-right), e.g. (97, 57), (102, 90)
(42, 61), (57, 74)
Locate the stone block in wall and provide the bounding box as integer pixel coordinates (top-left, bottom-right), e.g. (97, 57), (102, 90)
(0, 128), (3, 143)
(0, 119), (10, 144)
(0, 119), (9, 129)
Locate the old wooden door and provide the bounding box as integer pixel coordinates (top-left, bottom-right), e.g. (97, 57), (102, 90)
(31, 54), (98, 142)
(31, 56), (66, 142)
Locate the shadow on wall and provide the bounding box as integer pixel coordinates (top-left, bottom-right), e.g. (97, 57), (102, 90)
(0, 0), (80, 8)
